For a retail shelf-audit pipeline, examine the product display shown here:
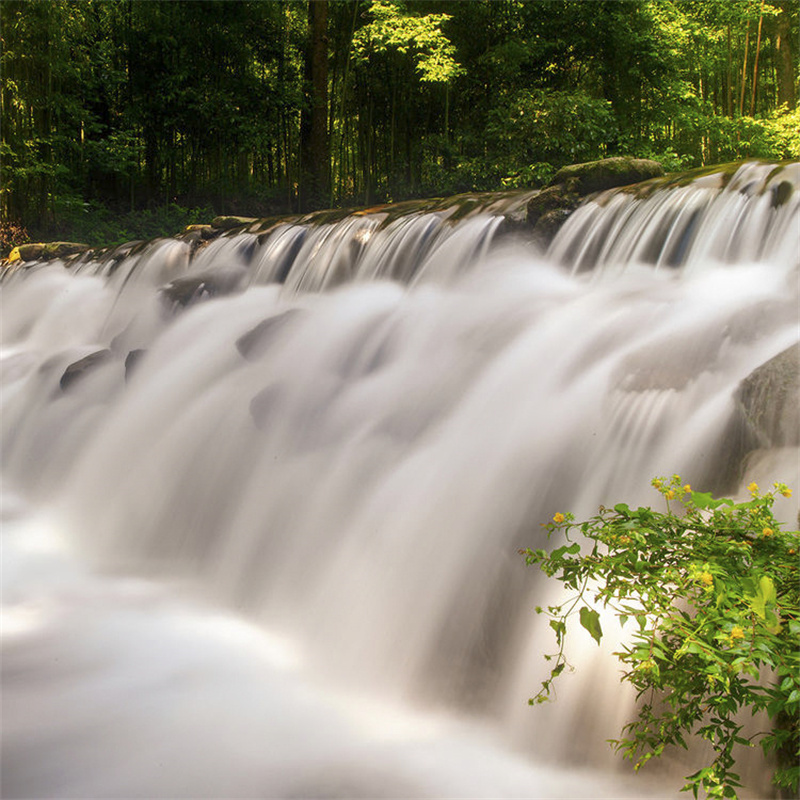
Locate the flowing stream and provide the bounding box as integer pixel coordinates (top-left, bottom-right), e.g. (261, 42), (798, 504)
(2, 162), (798, 799)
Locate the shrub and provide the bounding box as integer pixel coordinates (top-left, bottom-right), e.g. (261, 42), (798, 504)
(0, 219), (30, 258)
(521, 476), (799, 799)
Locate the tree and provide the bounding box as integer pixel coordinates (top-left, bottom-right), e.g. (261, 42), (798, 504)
(300, 0), (330, 211)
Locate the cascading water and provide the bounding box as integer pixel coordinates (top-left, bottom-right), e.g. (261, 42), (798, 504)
(2, 163), (797, 799)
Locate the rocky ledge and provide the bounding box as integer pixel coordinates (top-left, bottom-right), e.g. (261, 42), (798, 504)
(526, 157), (665, 244)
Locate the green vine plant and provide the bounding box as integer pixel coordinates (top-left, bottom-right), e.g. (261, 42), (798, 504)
(521, 476), (799, 799)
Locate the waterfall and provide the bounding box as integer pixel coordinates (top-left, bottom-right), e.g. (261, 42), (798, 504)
(2, 163), (797, 799)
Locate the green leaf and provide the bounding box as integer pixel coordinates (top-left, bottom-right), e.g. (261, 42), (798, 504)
(551, 542), (581, 559)
(579, 606), (603, 645)
(758, 575), (777, 606)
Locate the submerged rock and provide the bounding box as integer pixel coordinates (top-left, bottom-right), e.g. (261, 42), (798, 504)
(161, 267), (247, 307)
(236, 309), (304, 359)
(249, 385), (282, 429)
(124, 349), (147, 381)
(60, 350), (113, 390)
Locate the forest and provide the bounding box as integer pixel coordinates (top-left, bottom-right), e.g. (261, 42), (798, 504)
(1, 0), (798, 248)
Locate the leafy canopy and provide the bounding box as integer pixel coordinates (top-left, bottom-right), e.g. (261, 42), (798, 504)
(353, 0), (462, 83)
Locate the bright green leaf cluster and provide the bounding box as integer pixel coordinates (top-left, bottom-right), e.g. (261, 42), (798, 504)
(521, 477), (799, 799)
(353, 1), (463, 84)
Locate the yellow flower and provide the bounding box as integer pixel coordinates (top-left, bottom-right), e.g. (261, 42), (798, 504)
(665, 489), (675, 500)
(730, 626), (745, 641)
(762, 527), (773, 537)
(781, 488), (792, 498)
(683, 484), (691, 493)
(652, 479), (662, 489)
(748, 482), (759, 495)
(552, 512), (565, 524)
(699, 571), (714, 585)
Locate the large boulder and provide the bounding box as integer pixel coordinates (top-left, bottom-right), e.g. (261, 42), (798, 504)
(736, 343), (800, 448)
(549, 157), (665, 196)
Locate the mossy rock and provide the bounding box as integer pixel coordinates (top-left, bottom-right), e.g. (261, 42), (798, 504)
(549, 157), (665, 196)
(210, 216), (259, 231)
(526, 184), (581, 226)
(184, 224), (219, 240)
(8, 242), (90, 263)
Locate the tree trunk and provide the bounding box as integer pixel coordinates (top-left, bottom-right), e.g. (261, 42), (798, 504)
(299, 0), (329, 212)
(773, 1), (797, 109)
(749, 0), (765, 117)
(739, 22), (751, 116)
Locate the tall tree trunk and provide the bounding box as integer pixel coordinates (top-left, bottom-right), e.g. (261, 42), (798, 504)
(739, 22), (751, 116)
(726, 24), (733, 117)
(749, 0), (765, 117)
(773, 0), (797, 109)
(299, 0), (329, 212)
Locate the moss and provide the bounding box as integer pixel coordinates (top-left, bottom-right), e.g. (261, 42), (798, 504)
(210, 215), (259, 231)
(549, 157), (665, 195)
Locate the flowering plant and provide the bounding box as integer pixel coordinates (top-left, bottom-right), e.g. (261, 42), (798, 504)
(521, 476), (799, 799)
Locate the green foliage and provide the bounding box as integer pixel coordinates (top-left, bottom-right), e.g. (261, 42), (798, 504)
(522, 476), (799, 799)
(42, 199), (214, 249)
(1, 0), (798, 226)
(353, 1), (462, 83)
(487, 89), (618, 177)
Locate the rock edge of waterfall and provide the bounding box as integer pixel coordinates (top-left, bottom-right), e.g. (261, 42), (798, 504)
(7, 157), (797, 268)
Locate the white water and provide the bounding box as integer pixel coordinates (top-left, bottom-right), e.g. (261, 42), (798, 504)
(2, 164), (798, 798)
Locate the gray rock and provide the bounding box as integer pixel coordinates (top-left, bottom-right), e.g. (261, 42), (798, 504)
(236, 310), (303, 359)
(737, 343), (800, 447)
(60, 350), (113, 391)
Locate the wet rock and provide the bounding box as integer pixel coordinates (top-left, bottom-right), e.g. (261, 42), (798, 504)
(526, 158), (664, 245)
(236, 310), (303, 359)
(736, 343), (800, 447)
(60, 350), (113, 390)
(770, 180), (794, 208)
(531, 208), (575, 244)
(525, 185), (581, 227)
(161, 267), (247, 307)
(124, 349), (147, 381)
